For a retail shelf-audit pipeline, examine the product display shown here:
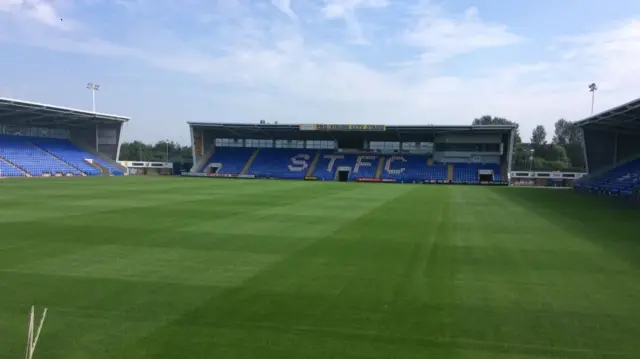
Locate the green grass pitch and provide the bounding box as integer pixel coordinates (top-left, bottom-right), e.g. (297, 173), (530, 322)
(1, 177), (640, 359)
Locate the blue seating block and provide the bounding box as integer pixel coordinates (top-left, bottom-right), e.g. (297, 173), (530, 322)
(453, 163), (501, 183)
(247, 148), (316, 179)
(313, 154), (358, 180)
(0, 136), (80, 176)
(198, 148), (505, 184)
(30, 138), (102, 176)
(0, 159), (25, 177)
(381, 155), (447, 182)
(584, 158), (640, 195)
(201, 147), (255, 174)
(0, 136), (123, 177)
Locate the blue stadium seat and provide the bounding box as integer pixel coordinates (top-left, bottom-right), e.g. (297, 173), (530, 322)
(198, 148), (504, 184)
(201, 147), (256, 174)
(453, 163), (502, 183)
(312, 154), (359, 180)
(0, 158), (25, 177)
(581, 158), (640, 196)
(348, 155), (380, 180)
(381, 155), (447, 182)
(0, 136), (81, 176)
(29, 137), (104, 176)
(247, 148), (316, 179)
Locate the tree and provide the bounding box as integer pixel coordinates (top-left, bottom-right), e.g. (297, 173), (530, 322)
(548, 144), (569, 163)
(119, 141), (192, 163)
(552, 118), (572, 145)
(472, 115), (522, 143)
(553, 118), (584, 145)
(530, 125), (547, 148)
(511, 144), (530, 170)
(550, 118), (586, 170)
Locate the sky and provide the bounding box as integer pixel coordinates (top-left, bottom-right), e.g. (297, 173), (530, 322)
(1, 0), (640, 144)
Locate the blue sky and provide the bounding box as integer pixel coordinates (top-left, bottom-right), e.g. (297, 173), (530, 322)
(1, 0), (640, 144)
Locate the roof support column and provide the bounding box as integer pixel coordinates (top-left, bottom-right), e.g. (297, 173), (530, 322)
(580, 128), (589, 173)
(95, 123), (100, 152)
(189, 125), (196, 165)
(506, 128), (516, 174)
(116, 122), (124, 161)
(613, 132), (619, 164)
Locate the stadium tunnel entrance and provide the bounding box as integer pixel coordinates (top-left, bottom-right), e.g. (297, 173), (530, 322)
(205, 163), (221, 175)
(337, 169), (350, 182)
(478, 169), (493, 182)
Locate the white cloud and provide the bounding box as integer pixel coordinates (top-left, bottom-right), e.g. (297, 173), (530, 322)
(402, 5), (522, 64)
(322, 0), (389, 44)
(271, 0), (297, 20)
(323, 0), (388, 17)
(0, 0), (74, 29)
(1, 0), (640, 142)
(554, 20), (640, 91)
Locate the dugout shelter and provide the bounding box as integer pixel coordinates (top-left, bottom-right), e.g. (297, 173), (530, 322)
(187, 122), (516, 184)
(0, 97), (129, 177)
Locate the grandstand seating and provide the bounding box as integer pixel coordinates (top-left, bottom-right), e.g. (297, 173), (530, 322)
(381, 156), (447, 182)
(201, 147), (255, 174)
(200, 147), (506, 184)
(0, 136), (123, 176)
(578, 158), (640, 196)
(453, 163), (502, 182)
(246, 148), (317, 179)
(29, 137), (120, 176)
(349, 155), (379, 180)
(0, 158), (25, 177)
(312, 154), (358, 180)
(0, 136), (81, 176)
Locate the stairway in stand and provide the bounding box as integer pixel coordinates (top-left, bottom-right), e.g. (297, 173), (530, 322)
(375, 156), (385, 179)
(0, 155), (30, 177)
(240, 148), (260, 175)
(306, 152), (321, 177)
(29, 142), (86, 176)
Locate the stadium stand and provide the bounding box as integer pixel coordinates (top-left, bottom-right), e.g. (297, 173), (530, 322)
(312, 153), (356, 180)
(453, 163), (502, 182)
(574, 97), (640, 199)
(30, 137), (99, 176)
(380, 156), (447, 182)
(30, 137), (124, 176)
(201, 147), (255, 175)
(187, 123), (516, 185)
(579, 158), (640, 196)
(0, 156), (25, 177)
(0, 136), (80, 176)
(348, 155), (379, 180)
(247, 148), (317, 179)
(310, 154), (383, 180)
(0, 97), (129, 178)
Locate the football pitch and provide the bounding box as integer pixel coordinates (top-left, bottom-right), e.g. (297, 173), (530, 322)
(1, 177), (640, 359)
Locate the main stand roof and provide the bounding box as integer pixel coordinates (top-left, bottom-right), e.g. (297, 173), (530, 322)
(0, 97), (130, 128)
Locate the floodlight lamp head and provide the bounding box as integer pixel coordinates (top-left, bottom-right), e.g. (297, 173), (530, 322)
(87, 83), (93, 89)
(94, 84), (100, 90)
